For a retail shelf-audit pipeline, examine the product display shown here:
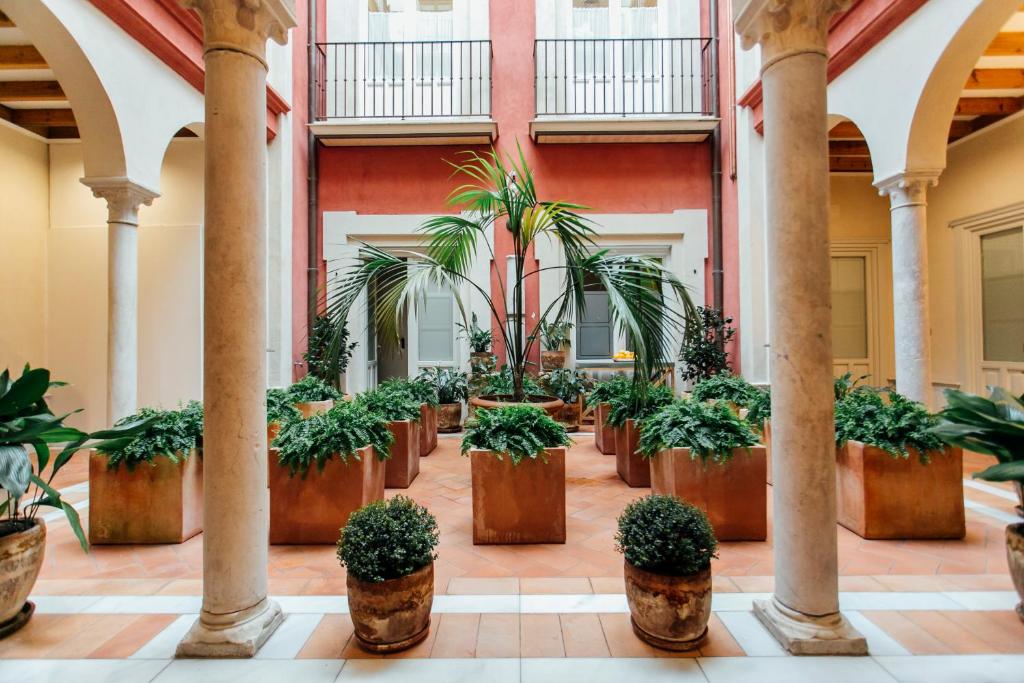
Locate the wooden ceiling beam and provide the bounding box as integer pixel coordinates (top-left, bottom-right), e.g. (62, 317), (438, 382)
(830, 156), (873, 173)
(11, 108), (75, 126)
(948, 119), (975, 140)
(828, 140), (871, 156)
(985, 32), (1024, 56)
(965, 68), (1024, 90)
(0, 81), (65, 102)
(956, 96), (1023, 116)
(0, 11), (14, 28)
(829, 121), (864, 139)
(0, 46), (47, 70)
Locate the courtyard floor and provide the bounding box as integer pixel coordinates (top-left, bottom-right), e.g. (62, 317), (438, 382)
(1, 436), (1022, 681)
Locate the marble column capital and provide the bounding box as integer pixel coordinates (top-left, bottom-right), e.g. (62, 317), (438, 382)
(736, 0), (852, 71)
(81, 177), (160, 227)
(182, 0), (296, 67)
(875, 171), (942, 211)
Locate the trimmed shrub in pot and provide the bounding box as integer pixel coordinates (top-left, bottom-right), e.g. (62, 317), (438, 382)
(616, 494), (717, 651)
(539, 320), (573, 370)
(418, 367), (468, 433)
(91, 400), (205, 544)
(640, 399), (765, 541)
(380, 377), (440, 456)
(834, 389), (964, 540)
(269, 401), (391, 544)
(287, 375), (343, 418)
(607, 382), (674, 487)
(266, 387), (300, 443)
(338, 496), (440, 652)
(587, 375), (631, 455)
(357, 388), (422, 488)
(540, 369), (592, 432)
(462, 406), (571, 544)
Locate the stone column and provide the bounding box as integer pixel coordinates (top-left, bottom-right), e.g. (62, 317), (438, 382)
(876, 172), (939, 408)
(737, 0), (866, 655)
(82, 178), (159, 424)
(176, 0), (295, 658)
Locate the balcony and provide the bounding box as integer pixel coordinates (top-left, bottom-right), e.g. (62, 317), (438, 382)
(531, 37), (719, 144)
(312, 40), (496, 146)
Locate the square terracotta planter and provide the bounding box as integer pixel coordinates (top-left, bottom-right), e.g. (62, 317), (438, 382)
(385, 420), (421, 489)
(88, 450), (203, 544)
(650, 446), (767, 541)
(419, 403), (438, 456)
(269, 445), (385, 544)
(836, 441), (965, 540)
(594, 403), (616, 455)
(615, 419), (650, 488)
(470, 448), (566, 544)
(295, 399), (334, 418)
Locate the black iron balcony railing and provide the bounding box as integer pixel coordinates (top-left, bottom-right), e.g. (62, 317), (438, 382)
(534, 38), (714, 117)
(315, 40), (492, 120)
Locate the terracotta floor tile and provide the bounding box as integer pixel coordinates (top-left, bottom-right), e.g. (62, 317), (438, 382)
(475, 613), (520, 658)
(447, 577), (520, 595)
(699, 614), (744, 657)
(520, 613), (565, 658)
(155, 579), (203, 595)
(297, 614), (354, 659)
(520, 577), (592, 594)
(838, 576), (889, 592)
(946, 611), (1024, 653)
(861, 611), (953, 655)
(429, 613), (480, 658)
(901, 610), (996, 654)
(88, 614), (179, 658)
(731, 575), (774, 592)
(388, 616), (441, 659)
(598, 612), (691, 658)
(589, 576), (625, 594)
(560, 613), (610, 657)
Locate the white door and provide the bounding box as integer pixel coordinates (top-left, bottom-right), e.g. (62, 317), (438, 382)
(831, 254), (875, 383)
(413, 281), (457, 373)
(977, 225), (1024, 394)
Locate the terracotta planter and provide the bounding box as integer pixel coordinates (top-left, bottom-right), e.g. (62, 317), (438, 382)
(470, 352), (496, 372)
(541, 349), (566, 371)
(385, 420), (421, 489)
(624, 561), (711, 651)
(594, 402), (616, 455)
(762, 420), (772, 485)
(418, 404), (438, 456)
(268, 422), (281, 445)
(836, 441), (965, 540)
(615, 419), (649, 488)
(558, 400), (580, 433)
(470, 448), (566, 544)
(348, 563), (434, 653)
(269, 445), (385, 544)
(1007, 523), (1024, 622)
(470, 394), (564, 419)
(295, 399), (334, 418)
(89, 450), (203, 544)
(437, 403), (462, 433)
(650, 447), (767, 541)
(0, 519), (45, 637)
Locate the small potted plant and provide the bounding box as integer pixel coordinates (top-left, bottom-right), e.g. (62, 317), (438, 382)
(587, 375), (631, 455)
(607, 382), (675, 487)
(540, 369), (592, 432)
(418, 367), (468, 433)
(338, 496), (440, 652)
(459, 312), (495, 373)
(269, 401), (391, 544)
(91, 400), (205, 544)
(616, 494), (717, 651)
(932, 388), (1024, 621)
(640, 398), (765, 541)
(287, 374), (343, 418)
(304, 314), (357, 392)
(834, 388), (964, 540)
(462, 405), (571, 544)
(691, 372), (759, 415)
(0, 366), (150, 636)
(266, 387), (300, 443)
(357, 387), (422, 488)
(380, 377), (440, 456)
(677, 306), (735, 388)
(538, 320), (573, 371)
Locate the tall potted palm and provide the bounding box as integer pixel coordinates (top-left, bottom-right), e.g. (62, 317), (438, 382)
(325, 147), (694, 420)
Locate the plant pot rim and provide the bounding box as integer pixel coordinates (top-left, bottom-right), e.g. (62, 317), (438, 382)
(1008, 522), (1024, 535)
(471, 394), (565, 411)
(838, 439), (952, 460)
(346, 560), (434, 590)
(624, 559), (711, 583)
(0, 517), (45, 545)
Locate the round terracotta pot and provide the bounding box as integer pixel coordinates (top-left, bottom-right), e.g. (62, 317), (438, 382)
(0, 518), (45, 635)
(541, 350), (566, 371)
(438, 403), (463, 433)
(469, 394), (565, 419)
(1014, 482), (1023, 517)
(347, 562), (434, 653)
(623, 560), (711, 651)
(469, 352), (496, 373)
(1007, 523), (1024, 622)
(295, 399), (334, 419)
(559, 401), (580, 433)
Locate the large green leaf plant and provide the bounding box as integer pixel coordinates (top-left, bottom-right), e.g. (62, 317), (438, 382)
(932, 388), (1024, 484)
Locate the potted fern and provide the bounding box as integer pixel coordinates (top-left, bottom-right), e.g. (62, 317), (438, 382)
(269, 401), (392, 544)
(266, 387), (300, 443)
(587, 375), (631, 455)
(356, 387), (422, 489)
(379, 377), (440, 456)
(462, 406), (571, 544)
(834, 388), (964, 540)
(460, 313), (496, 373)
(640, 398), (765, 540)
(932, 388), (1023, 621)
(691, 372), (759, 416)
(607, 382), (674, 487)
(540, 369), (592, 432)
(90, 401), (204, 544)
(339, 496), (439, 652)
(418, 367), (468, 433)
(744, 386), (772, 483)
(287, 374), (343, 418)
(539, 320), (573, 371)
(617, 495), (717, 651)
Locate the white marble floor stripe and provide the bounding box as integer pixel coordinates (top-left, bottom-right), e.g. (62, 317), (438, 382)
(964, 499), (1021, 524)
(0, 659), (174, 682)
(521, 657), (705, 682)
(873, 654), (1024, 683)
(155, 659), (345, 683)
(698, 656), (898, 682)
(941, 590), (1020, 611)
(338, 658), (520, 682)
(715, 611), (787, 656)
(256, 614), (325, 659)
(963, 478), (1021, 503)
(844, 610), (911, 656)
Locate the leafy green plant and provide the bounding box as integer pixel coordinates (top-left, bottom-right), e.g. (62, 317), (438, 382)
(274, 401), (392, 477)
(834, 371), (871, 401)
(678, 306), (735, 384)
(931, 388), (1024, 483)
(638, 398), (759, 462)
(355, 388), (422, 424)
(538, 320), (573, 352)
(457, 312), (494, 354)
(288, 374), (344, 403)
(417, 367), (469, 404)
(616, 494), (718, 576)
(539, 369), (592, 404)
(267, 388), (301, 425)
(691, 372), (758, 406)
(97, 400), (204, 471)
(378, 377), (439, 406)
(304, 314), (357, 388)
(481, 365), (543, 397)
(337, 496), (440, 583)
(606, 382), (674, 428)
(0, 366), (153, 551)
(586, 375), (632, 408)
(744, 387), (772, 428)
(834, 389), (944, 462)
(461, 405), (571, 465)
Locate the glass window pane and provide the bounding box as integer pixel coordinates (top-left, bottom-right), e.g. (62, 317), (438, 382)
(831, 256), (868, 359)
(578, 287), (613, 359)
(981, 227), (1024, 362)
(418, 284), (454, 362)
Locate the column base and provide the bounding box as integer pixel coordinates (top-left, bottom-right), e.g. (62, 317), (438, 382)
(176, 598), (283, 658)
(753, 597), (868, 656)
